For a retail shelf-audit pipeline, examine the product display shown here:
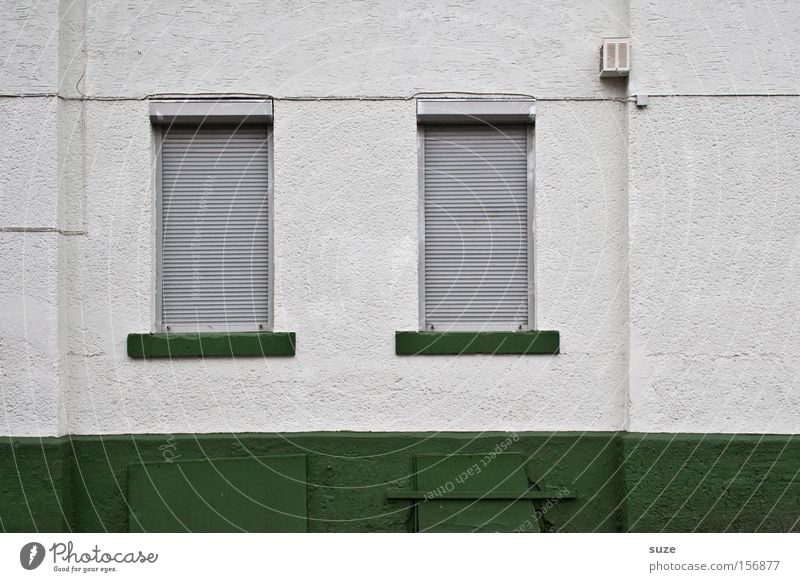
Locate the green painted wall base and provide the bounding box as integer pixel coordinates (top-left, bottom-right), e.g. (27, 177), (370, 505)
(1, 432), (799, 532)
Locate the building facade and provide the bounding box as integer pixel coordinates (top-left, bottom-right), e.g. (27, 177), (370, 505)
(1, 0), (800, 532)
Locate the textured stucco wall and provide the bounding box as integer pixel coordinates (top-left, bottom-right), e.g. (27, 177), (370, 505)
(60, 98), (627, 435)
(0, 1), (58, 93)
(624, 0), (800, 433)
(628, 97), (800, 433)
(0, 96), (62, 436)
(80, 0), (629, 99)
(2, 0), (800, 437)
(630, 0), (800, 95)
(0, 232), (60, 435)
(0, 98), (59, 226)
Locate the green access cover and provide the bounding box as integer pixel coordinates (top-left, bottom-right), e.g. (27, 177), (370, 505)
(128, 455), (307, 532)
(414, 453), (540, 532)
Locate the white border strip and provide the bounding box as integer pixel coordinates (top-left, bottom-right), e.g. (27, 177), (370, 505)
(2, 534), (797, 581)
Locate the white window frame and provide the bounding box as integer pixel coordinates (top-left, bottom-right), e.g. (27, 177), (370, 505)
(151, 100), (274, 333)
(417, 100), (536, 332)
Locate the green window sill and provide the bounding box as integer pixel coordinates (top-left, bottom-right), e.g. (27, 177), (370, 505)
(395, 330), (559, 355)
(127, 332), (296, 358)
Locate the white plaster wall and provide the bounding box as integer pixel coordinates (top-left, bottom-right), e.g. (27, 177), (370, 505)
(625, 0), (800, 432)
(0, 97), (59, 226)
(61, 98), (628, 435)
(81, 0), (628, 99)
(628, 97), (800, 433)
(0, 232), (60, 436)
(631, 0), (800, 95)
(0, 96), (62, 436)
(4, 0), (800, 436)
(0, 1), (58, 93)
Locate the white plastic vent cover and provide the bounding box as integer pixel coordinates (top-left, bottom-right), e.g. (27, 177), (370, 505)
(159, 125), (271, 332)
(421, 124), (531, 331)
(599, 37), (630, 77)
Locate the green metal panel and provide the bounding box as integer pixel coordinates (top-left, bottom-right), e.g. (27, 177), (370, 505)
(395, 331), (559, 355)
(128, 455), (307, 532)
(414, 453), (540, 532)
(127, 332), (295, 358)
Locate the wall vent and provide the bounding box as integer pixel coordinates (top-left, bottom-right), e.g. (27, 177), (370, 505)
(599, 37), (630, 77)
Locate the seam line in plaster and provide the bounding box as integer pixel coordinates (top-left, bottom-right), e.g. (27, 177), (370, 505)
(0, 227), (86, 235)
(2, 93), (800, 102)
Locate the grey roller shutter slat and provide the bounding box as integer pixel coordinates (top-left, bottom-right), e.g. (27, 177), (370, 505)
(423, 124), (529, 330)
(160, 125), (270, 331)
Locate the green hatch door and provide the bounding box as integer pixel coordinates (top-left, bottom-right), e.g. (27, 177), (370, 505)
(128, 455), (307, 532)
(414, 453), (540, 532)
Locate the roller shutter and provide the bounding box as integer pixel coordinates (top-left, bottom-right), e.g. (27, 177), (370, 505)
(422, 124), (530, 330)
(159, 124), (270, 331)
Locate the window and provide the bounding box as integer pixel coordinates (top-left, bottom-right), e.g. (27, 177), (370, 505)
(151, 101), (273, 333)
(417, 100), (535, 332)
